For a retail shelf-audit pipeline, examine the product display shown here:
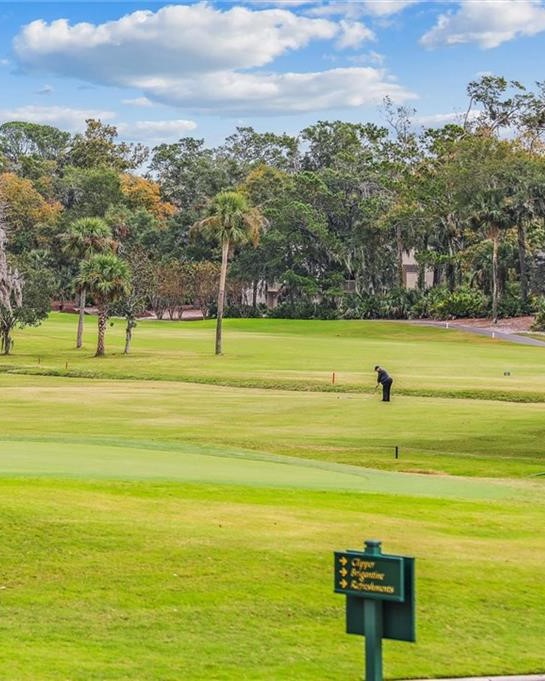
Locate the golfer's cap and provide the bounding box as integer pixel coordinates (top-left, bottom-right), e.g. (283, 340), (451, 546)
(374, 365), (379, 370)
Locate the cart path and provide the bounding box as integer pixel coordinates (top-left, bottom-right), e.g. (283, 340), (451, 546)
(411, 320), (545, 347)
(406, 674), (545, 681)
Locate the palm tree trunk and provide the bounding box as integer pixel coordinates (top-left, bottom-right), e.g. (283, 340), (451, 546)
(396, 224), (404, 288)
(96, 307), (107, 356)
(517, 223), (528, 306)
(446, 239), (456, 292)
(215, 240), (229, 355)
(76, 288), (86, 348)
(491, 227), (499, 324)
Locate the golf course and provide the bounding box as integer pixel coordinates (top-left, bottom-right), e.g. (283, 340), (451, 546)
(0, 314), (544, 680)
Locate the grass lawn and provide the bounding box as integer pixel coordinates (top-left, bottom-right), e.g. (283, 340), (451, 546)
(0, 315), (544, 679)
(1, 372), (545, 477)
(1, 478), (544, 680)
(2, 313), (545, 401)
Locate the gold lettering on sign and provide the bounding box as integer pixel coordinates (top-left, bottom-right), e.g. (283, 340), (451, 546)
(349, 581), (395, 594)
(336, 557), (399, 595)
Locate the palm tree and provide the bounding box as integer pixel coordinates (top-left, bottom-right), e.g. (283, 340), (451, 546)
(76, 254), (130, 357)
(472, 188), (511, 324)
(192, 191), (265, 355)
(505, 156), (545, 307)
(61, 217), (115, 348)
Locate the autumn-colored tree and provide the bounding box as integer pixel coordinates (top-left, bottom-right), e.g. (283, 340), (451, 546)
(0, 172), (61, 252)
(120, 174), (176, 225)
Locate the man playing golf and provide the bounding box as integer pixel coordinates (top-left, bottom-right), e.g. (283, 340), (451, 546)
(374, 365), (393, 402)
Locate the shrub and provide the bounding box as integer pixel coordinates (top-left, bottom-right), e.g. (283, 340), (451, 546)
(267, 301), (338, 319)
(530, 298), (545, 331)
(495, 282), (527, 318)
(341, 289), (422, 320)
(381, 288), (421, 319)
(429, 287), (487, 320)
(409, 286), (447, 319)
(224, 304), (264, 318)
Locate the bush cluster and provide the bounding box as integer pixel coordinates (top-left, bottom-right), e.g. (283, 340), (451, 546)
(242, 285), (539, 321)
(530, 297), (545, 331)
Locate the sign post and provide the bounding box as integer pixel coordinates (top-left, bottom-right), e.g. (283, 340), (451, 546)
(364, 595), (383, 680)
(334, 539), (415, 681)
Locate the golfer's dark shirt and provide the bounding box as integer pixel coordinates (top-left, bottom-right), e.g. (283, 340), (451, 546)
(377, 369), (391, 385)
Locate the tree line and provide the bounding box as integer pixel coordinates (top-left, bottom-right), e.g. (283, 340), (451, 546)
(2, 75), (545, 356)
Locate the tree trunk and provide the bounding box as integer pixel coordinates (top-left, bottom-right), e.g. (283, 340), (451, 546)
(215, 240), (229, 355)
(491, 227), (499, 324)
(517, 223), (528, 306)
(252, 280), (258, 309)
(124, 318), (134, 354)
(96, 307), (107, 356)
(1, 328), (11, 355)
(76, 288), (86, 349)
(446, 238), (457, 292)
(396, 224), (404, 288)
(415, 243), (426, 292)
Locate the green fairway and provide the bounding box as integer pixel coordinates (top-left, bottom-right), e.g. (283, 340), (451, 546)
(1, 371), (545, 477)
(3, 313), (545, 401)
(1, 315), (544, 679)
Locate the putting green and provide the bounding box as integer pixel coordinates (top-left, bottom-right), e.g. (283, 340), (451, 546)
(0, 439), (536, 501)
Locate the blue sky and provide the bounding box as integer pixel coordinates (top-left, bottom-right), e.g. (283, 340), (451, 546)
(1, 1), (545, 147)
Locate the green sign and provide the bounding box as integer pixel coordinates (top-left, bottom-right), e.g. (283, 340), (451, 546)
(334, 540), (416, 681)
(346, 556), (416, 642)
(334, 550), (404, 602)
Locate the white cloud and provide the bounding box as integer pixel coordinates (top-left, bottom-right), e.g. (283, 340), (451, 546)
(421, 0), (545, 49)
(415, 109), (482, 128)
(0, 105), (115, 131)
(361, 1), (420, 17)
(245, 1), (314, 5)
(14, 4), (338, 80)
(119, 118), (197, 136)
(0, 58), (10, 66)
(137, 67), (416, 115)
(117, 118), (197, 144)
(245, 0), (314, 6)
(336, 20), (375, 48)
(369, 50), (385, 65)
(12, 3), (413, 116)
(416, 112), (463, 127)
(307, 1), (419, 18)
(347, 50), (385, 65)
(122, 96), (154, 107)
